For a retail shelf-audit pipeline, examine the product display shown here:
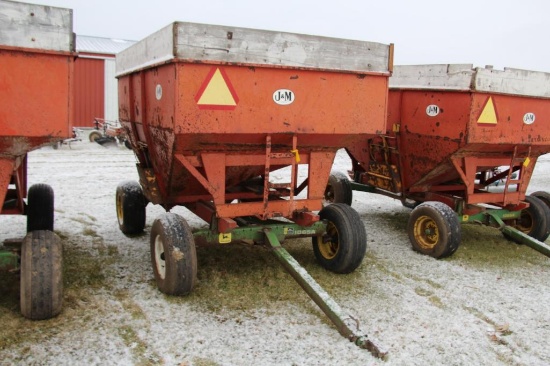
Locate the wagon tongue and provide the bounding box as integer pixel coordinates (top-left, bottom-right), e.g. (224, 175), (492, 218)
(264, 229), (388, 359)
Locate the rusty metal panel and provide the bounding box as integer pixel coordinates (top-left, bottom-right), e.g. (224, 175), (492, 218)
(0, 0), (74, 217)
(467, 92), (550, 146)
(363, 64), (550, 208)
(118, 23), (391, 220)
(0, 48), (74, 154)
(73, 57), (105, 127)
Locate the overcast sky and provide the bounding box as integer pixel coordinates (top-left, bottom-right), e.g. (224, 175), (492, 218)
(16, 0), (550, 72)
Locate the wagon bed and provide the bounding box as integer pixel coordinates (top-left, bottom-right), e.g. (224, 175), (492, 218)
(115, 21), (393, 356)
(337, 64), (550, 258)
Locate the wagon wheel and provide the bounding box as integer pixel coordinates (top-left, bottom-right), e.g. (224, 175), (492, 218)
(408, 201), (461, 259)
(529, 191), (550, 241)
(312, 203), (367, 273)
(116, 180), (146, 235)
(150, 213), (197, 295)
(530, 191), (550, 209)
(89, 131), (102, 142)
(20, 230), (63, 320)
(324, 171), (353, 206)
(503, 195), (550, 243)
(26, 183), (54, 232)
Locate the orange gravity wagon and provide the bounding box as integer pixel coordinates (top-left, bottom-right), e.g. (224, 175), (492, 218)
(115, 21), (392, 356)
(327, 64), (550, 259)
(0, 0), (74, 320)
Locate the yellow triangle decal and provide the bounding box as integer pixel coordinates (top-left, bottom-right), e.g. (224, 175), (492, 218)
(197, 69), (236, 106)
(477, 97), (498, 124)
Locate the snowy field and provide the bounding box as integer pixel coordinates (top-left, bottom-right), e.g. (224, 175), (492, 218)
(1, 141), (550, 365)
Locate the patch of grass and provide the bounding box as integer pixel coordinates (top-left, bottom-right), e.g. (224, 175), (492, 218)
(82, 227), (101, 238)
(63, 245), (112, 290)
(452, 224), (550, 269)
(0, 236), (123, 351)
(414, 287), (433, 297)
(118, 325), (162, 365)
(428, 295), (445, 309)
(414, 287), (445, 308)
(165, 238), (362, 321)
(115, 290), (146, 320)
(378, 211), (409, 231)
(70, 216), (96, 226)
(55, 231), (69, 240)
(366, 251), (404, 282)
(0, 272), (19, 315)
(191, 358), (220, 366)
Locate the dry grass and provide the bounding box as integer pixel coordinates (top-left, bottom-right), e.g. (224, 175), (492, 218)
(2, 211), (547, 364)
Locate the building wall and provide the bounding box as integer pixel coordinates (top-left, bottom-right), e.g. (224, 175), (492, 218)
(73, 57), (105, 127)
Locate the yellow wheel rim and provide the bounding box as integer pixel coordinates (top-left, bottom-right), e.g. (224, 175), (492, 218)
(116, 193), (124, 226)
(413, 215), (439, 250)
(318, 221), (339, 259)
(516, 211), (534, 234)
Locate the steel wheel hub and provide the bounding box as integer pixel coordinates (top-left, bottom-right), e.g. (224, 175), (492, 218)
(414, 215), (439, 249)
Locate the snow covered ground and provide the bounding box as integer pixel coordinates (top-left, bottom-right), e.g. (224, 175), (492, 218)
(1, 141), (550, 365)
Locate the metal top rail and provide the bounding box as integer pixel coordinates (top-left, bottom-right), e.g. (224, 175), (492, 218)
(390, 64), (550, 98)
(116, 21), (393, 76)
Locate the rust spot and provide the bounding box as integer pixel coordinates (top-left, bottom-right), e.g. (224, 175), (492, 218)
(172, 248), (184, 261)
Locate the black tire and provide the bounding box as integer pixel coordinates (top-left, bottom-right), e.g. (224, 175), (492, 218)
(504, 195), (550, 242)
(89, 131), (102, 142)
(26, 183), (54, 232)
(530, 191), (550, 208)
(150, 213), (197, 295)
(408, 201), (461, 259)
(20, 230), (63, 320)
(116, 180), (146, 235)
(324, 171), (353, 206)
(312, 203), (367, 273)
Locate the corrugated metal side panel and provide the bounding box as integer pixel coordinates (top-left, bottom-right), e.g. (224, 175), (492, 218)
(104, 59), (118, 121)
(74, 57), (104, 126)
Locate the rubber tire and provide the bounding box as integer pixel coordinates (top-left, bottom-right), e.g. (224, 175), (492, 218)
(504, 195), (550, 242)
(20, 230), (63, 320)
(150, 213), (197, 296)
(324, 171), (353, 206)
(312, 203), (367, 273)
(89, 131), (102, 142)
(116, 180), (146, 235)
(408, 201), (461, 259)
(529, 192), (550, 241)
(26, 184), (54, 232)
(530, 191), (550, 208)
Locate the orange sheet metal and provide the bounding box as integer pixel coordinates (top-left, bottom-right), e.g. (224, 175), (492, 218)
(0, 47), (74, 155)
(119, 62), (388, 219)
(0, 46), (74, 209)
